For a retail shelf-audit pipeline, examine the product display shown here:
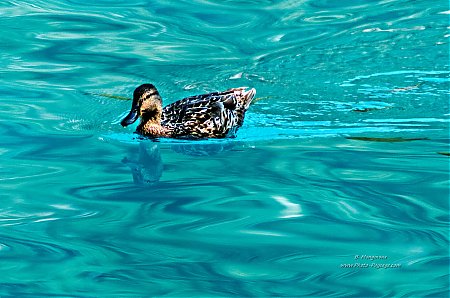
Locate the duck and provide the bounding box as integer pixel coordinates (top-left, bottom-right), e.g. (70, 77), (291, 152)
(121, 84), (256, 139)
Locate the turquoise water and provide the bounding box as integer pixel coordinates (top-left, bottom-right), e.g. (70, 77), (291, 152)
(1, 0), (449, 296)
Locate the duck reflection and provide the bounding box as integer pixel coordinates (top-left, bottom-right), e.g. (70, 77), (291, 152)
(170, 142), (234, 156)
(123, 140), (235, 186)
(122, 142), (163, 186)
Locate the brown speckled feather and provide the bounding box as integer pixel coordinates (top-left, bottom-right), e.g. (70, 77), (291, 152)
(161, 87), (256, 138)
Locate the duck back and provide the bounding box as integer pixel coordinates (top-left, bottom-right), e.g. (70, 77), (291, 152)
(161, 87), (256, 139)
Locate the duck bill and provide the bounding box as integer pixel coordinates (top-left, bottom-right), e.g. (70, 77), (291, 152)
(121, 108), (139, 127)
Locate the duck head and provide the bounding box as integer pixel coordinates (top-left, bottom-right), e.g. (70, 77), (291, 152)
(121, 84), (163, 127)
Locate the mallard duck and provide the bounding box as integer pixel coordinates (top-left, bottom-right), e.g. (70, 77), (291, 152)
(121, 84), (256, 139)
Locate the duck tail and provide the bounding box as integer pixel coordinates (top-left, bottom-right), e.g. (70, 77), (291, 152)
(241, 87), (256, 109)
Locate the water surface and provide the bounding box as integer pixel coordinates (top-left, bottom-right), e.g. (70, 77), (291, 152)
(0, 0), (449, 296)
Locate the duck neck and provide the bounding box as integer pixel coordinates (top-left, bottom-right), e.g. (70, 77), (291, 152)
(139, 122), (167, 137)
(139, 97), (162, 123)
(141, 111), (161, 124)
(137, 110), (167, 137)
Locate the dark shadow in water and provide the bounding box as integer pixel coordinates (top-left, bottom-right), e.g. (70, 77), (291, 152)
(122, 140), (235, 186)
